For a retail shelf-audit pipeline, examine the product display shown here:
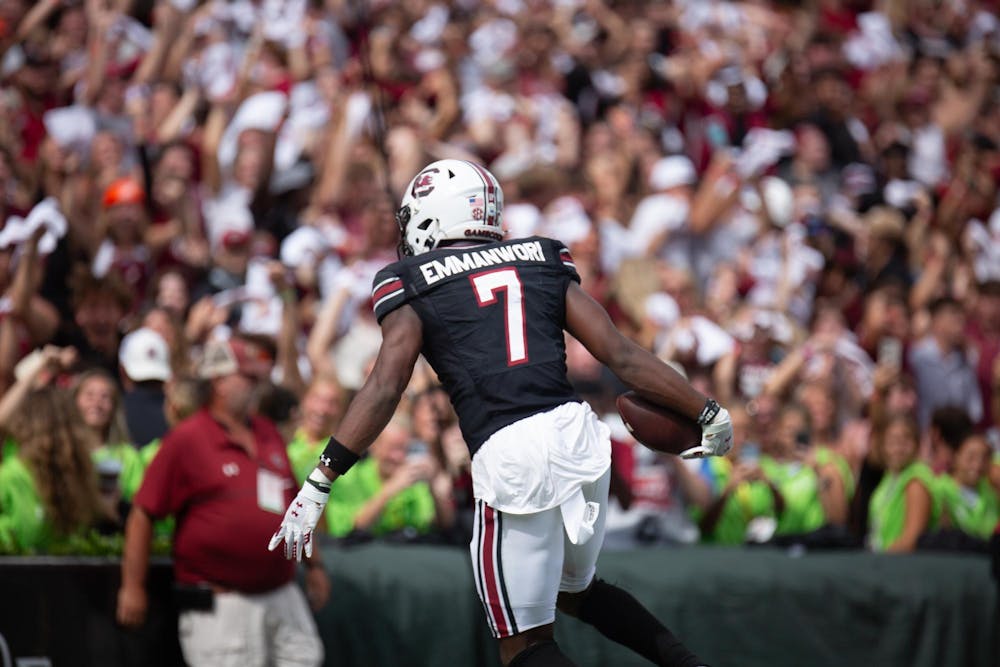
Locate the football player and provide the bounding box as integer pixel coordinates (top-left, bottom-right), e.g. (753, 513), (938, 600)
(270, 160), (732, 667)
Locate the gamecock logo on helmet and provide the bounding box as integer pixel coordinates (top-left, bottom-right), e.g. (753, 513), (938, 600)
(411, 168), (440, 198)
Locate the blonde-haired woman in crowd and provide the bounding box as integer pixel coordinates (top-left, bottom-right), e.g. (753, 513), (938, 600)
(73, 368), (143, 505)
(0, 348), (106, 552)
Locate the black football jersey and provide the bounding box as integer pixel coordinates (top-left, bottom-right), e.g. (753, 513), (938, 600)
(371, 236), (582, 456)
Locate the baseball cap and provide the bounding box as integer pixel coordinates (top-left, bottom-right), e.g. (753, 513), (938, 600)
(198, 337), (272, 380)
(119, 328), (172, 382)
(649, 156), (696, 191)
(102, 177), (145, 208)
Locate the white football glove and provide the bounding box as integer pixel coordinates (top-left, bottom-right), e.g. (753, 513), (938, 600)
(680, 405), (733, 459)
(268, 469), (330, 561)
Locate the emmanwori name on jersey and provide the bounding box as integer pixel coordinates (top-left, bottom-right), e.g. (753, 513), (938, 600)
(419, 240), (546, 285)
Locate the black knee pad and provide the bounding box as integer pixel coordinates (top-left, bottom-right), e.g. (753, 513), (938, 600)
(508, 640), (577, 667)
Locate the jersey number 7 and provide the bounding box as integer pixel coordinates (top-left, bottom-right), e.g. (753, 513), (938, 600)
(470, 268), (528, 366)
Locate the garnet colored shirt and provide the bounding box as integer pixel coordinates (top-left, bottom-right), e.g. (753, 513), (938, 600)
(134, 409), (296, 593)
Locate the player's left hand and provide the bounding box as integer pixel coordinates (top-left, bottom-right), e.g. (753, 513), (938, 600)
(681, 406), (733, 459)
(268, 474), (330, 561)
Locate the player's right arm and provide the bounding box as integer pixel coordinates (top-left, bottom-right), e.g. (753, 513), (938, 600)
(269, 304), (424, 560)
(565, 282), (706, 419)
(564, 282), (732, 458)
(325, 304), (424, 467)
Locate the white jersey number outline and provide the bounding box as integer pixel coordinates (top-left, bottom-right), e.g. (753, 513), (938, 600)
(470, 268), (528, 366)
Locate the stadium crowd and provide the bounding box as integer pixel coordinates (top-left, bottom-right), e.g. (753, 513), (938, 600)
(0, 0), (999, 565)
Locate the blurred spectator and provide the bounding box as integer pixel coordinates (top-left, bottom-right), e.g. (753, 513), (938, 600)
(697, 405), (784, 545)
(139, 303), (190, 376)
(73, 368), (142, 506)
(287, 373), (345, 485)
(57, 268), (132, 377)
(323, 417), (454, 539)
(714, 308), (791, 405)
(0, 226), (60, 394)
(854, 286), (910, 362)
(0, 346), (104, 552)
(118, 336), (326, 664)
(759, 403), (848, 536)
(140, 375), (206, 470)
(410, 385), (474, 542)
(928, 407), (975, 475)
(937, 432), (999, 541)
(868, 414), (940, 553)
(910, 296), (983, 428)
(149, 269), (192, 324)
(848, 367), (919, 539)
(144, 142), (209, 274)
(629, 155), (697, 271)
(764, 303), (872, 419)
(644, 290), (735, 377)
(305, 195), (398, 391)
(808, 67), (870, 169)
(780, 123), (837, 204)
(93, 177), (151, 296)
(967, 281), (1000, 430)
(118, 326), (172, 448)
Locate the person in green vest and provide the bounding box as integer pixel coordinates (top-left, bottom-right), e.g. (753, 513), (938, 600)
(287, 374), (345, 485)
(0, 383), (106, 552)
(73, 369), (144, 504)
(938, 432), (999, 540)
(798, 382), (856, 511)
(696, 405), (783, 544)
(868, 414), (940, 552)
(760, 403), (849, 535)
(324, 417), (454, 537)
(699, 455), (784, 545)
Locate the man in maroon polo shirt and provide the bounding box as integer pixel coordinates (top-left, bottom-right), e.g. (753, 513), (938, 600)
(117, 336), (327, 667)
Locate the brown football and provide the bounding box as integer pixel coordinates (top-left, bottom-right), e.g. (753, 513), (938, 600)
(615, 391), (701, 455)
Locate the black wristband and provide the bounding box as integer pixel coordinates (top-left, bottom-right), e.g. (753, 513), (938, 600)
(319, 437), (360, 475)
(697, 398), (721, 426)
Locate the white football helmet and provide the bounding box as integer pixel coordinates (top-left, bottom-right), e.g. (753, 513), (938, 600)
(396, 160), (505, 256)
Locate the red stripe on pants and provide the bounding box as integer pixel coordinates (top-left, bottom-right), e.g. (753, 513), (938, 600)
(482, 505), (510, 636)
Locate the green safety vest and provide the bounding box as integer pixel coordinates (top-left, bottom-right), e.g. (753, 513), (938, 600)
(699, 457), (778, 545)
(868, 461), (940, 551)
(325, 458), (435, 537)
(815, 447), (855, 501)
(1, 436), (16, 465)
(0, 453), (49, 552)
(759, 456), (825, 535)
(937, 476), (1000, 540)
